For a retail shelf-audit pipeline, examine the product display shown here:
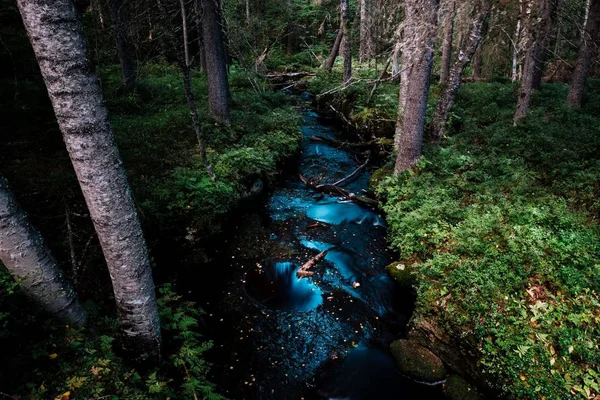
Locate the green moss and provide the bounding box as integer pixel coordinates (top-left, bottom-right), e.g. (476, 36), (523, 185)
(443, 375), (484, 400)
(390, 339), (447, 383)
(385, 261), (415, 288)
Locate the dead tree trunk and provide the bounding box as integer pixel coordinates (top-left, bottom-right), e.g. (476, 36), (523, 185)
(394, 0), (440, 174)
(567, 0), (600, 107)
(107, 0), (136, 90)
(0, 175), (87, 325)
(17, 0), (161, 360)
(324, 26), (344, 71)
(432, 3), (490, 140)
(341, 0), (352, 83)
(201, 0), (231, 125)
(439, 0), (456, 87)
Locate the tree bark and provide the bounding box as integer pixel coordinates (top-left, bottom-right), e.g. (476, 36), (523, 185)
(394, 0), (440, 174)
(514, 0), (556, 122)
(201, 0), (231, 125)
(472, 43), (483, 79)
(567, 0), (600, 107)
(531, 0), (558, 90)
(439, 0), (455, 87)
(341, 0), (352, 83)
(432, 3), (490, 140)
(0, 175), (87, 325)
(180, 0), (191, 67)
(359, 0), (373, 62)
(512, 1), (523, 82)
(324, 27), (344, 71)
(107, 0), (136, 90)
(514, 0), (537, 122)
(194, 0), (206, 72)
(16, 0), (161, 360)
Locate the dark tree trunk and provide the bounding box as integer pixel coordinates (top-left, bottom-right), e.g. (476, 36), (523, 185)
(472, 44), (483, 79)
(180, 0), (191, 67)
(201, 0), (231, 125)
(432, 4), (490, 140)
(567, 0), (600, 107)
(0, 175), (87, 325)
(17, 0), (161, 360)
(287, 23), (299, 55)
(532, 0), (558, 90)
(439, 0), (455, 87)
(107, 0), (136, 90)
(514, 0), (556, 122)
(194, 0), (206, 72)
(324, 27), (344, 71)
(394, 0), (440, 174)
(341, 0), (352, 83)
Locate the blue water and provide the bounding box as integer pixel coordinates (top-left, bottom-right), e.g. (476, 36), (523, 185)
(217, 103), (444, 399)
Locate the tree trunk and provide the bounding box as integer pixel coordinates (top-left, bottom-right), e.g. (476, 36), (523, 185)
(201, 0), (231, 125)
(287, 23), (299, 55)
(324, 27), (344, 71)
(394, 0), (440, 174)
(531, 0), (558, 90)
(512, 2), (523, 82)
(472, 44), (483, 79)
(194, 0), (206, 72)
(107, 0), (136, 90)
(432, 4), (490, 140)
(359, 0), (373, 62)
(514, 0), (537, 123)
(16, 0), (161, 360)
(180, 0), (191, 67)
(567, 0), (600, 107)
(0, 175), (87, 325)
(341, 0), (352, 83)
(439, 0), (455, 87)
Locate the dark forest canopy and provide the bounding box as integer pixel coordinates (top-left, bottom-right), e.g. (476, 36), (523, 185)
(0, 0), (599, 398)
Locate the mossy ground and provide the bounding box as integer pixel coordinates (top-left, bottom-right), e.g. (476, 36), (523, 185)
(308, 67), (600, 399)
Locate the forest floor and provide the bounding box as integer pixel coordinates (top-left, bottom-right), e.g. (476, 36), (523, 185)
(304, 63), (600, 399)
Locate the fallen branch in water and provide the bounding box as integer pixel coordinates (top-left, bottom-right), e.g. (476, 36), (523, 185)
(297, 250), (328, 279)
(310, 135), (376, 149)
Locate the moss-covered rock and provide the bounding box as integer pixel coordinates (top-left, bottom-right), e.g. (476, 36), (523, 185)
(443, 375), (484, 400)
(385, 261), (415, 288)
(390, 339), (447, 383)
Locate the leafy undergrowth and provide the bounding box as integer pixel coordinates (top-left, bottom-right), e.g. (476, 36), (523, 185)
(377, 83), (600, 399)
(104, 63), (303, 242)
(0, 277), (224, 400)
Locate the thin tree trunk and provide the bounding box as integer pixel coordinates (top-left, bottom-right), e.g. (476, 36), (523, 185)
(532, 0), (558, 90)
(512, 3), (522, 81)
(359, 0), (373, 62)
(0, 175), (87, 325)
(194, 0), (206, 72)
(324, 27), (344, 71)
(245, 0), (250, 25)
(201, 0), (231, 125)
(394, 0), (440, 174)
(567, 0), (600, 107)
(439, 0), (455, 87)
(514, 0), (537, 123)
(107, 0), (136, 90)
(392, 40), (401, 76)
(16, 0), (161, 360)
(158, 0), (210, 170)
(341, 0), (352, 83)
(181, 0), (191, 67)
(432, 4), (490, 140)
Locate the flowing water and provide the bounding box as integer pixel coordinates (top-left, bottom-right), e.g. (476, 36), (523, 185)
(204, 97), (445, 399)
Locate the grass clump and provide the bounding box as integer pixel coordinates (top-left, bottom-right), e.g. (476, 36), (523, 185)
(376, 82), (600, 399)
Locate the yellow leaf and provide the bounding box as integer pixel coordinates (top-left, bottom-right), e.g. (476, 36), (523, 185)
(54, 391), (70, 400)
(49, 353), (58, 360)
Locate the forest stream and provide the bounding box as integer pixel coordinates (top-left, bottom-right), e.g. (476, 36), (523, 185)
(199, 94), (446, 399)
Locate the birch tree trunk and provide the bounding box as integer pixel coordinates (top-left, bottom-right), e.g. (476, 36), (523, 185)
(432, 3), (490, 140)
(512, 2), (523, 82)
(201, 0), (231, 125)
(394, 0), (440, 174)
(107, 0), (136, 90)
(439, 0), (456, 87)
(341, 0), (352, 83)
(567, 0), (600, 108)
(16, 0), (161, 360)
(0, 175), (87, 325)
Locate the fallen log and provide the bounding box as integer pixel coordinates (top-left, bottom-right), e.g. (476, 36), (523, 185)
(310, 135), (376, 149)
(297, 250), (328, 279)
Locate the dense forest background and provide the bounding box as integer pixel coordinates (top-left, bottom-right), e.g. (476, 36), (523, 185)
(0, 0), (599, 398)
